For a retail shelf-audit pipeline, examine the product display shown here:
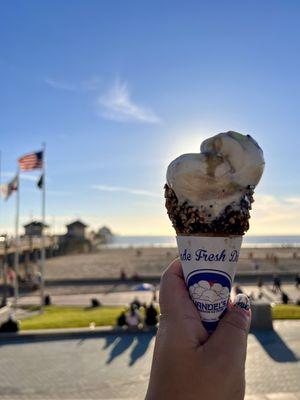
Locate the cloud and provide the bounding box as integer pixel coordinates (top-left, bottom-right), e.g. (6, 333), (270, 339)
(23, 190), (73, 197)
(249, 194), (300, 234)
(2, 171), (37, 182)
(92, 184), (160, 198)
(44, 76), (160, 123)
(284, 197), (300, 206)
(44, 78), (77, 91)
(20, 173), (38, 182)
(97, 79), (161, 123)
(44, 76), (101, 92)
(133, 200), (163, 208)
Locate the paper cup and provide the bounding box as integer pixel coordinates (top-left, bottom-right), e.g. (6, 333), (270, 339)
(176, 235), (243, 332)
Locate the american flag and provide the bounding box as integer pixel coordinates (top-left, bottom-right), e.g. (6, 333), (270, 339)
(18, 151), (43, 171)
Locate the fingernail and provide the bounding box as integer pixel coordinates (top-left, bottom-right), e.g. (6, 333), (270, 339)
(233, 293), (250, 311)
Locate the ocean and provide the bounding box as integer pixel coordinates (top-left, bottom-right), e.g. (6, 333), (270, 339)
(108, 235), (300, 248)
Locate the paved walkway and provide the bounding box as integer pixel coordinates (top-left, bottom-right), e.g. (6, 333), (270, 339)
(13, 290), (155, 309)
(0, 321), (299, 399)
(10, 283), (300, 308)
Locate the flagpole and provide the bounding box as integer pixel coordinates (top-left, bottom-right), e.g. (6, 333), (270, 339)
(13, 169), (20, 308)
(0, 150), (7, 308)
(40, 143), (46, 311)
(0, 150), (4, 308)
(0, 150), (2, 224)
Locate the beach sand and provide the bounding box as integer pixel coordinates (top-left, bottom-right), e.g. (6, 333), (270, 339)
(44, 246), (300, 281)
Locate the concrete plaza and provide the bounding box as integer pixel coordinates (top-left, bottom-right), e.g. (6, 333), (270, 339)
(0, 321), (299, 400)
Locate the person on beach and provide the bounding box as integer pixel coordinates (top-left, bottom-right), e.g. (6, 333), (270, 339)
(120, 268), (127, 281)
(152, 287), (157, 302)
(281, 291), (289, 304)
(272, 275), (282, 293)
(295, 273), (300, 289)
(6, 268), (16, 296)
(146, 259), (251, 400)
(257, 277), (263, 299)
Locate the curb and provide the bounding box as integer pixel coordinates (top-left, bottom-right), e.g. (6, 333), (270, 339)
(0, 326), (157, 341)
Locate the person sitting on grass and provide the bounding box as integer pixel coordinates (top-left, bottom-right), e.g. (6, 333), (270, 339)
(126, 304), (141, 328)
(0, 314), (19, 333)
(281, 291), (289, 304)
(145, 303), (158, 327)
(131, 297), (141, 309)
(116, 311), (127, 328)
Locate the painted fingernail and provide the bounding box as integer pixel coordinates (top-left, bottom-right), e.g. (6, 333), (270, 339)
(233, 294), (250, 311)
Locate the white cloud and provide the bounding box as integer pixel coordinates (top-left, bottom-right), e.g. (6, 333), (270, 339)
(284, 197), (300, 206)
(2, 171), (37, 182)
(92, 184), (160, 198)
(44, 76), (101, 92)
(97, 79), (161, 123)
(23, 188), (72, 196)
(44, 77), (160, 123)
(249, 194), (300, 235)
(44, 78), (77, 91)
(20, 173), (38, 182)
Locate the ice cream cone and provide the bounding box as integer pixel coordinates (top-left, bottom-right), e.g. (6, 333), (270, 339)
(164, 131), (264, 332)
(177, 234), (242, 332)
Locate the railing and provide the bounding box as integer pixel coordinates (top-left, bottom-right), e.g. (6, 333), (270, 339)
(0, 236), (56, 255)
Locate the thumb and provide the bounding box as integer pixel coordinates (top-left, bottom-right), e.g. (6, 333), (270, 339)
(159, 258), (209, 345)
(206, 294), (251, 365)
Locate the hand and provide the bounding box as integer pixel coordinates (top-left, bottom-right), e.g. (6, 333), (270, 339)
(146, 259), (251, 400)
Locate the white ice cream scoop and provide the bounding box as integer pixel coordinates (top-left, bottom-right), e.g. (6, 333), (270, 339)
(166, 131), (265, 220)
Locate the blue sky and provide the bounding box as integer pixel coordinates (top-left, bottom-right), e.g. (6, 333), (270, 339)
(1, 1), (300, 235)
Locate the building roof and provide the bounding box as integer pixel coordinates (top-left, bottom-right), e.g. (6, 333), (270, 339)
(66, 220), (88, 228)
(24, 221), (49, 228)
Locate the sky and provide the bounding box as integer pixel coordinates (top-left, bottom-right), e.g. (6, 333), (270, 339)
(1, 1), (300, 236)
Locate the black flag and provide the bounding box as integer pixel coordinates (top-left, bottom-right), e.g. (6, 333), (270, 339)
(37, 174), (44, 189)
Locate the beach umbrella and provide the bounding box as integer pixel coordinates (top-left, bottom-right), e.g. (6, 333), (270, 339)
(132, 283), (155, 291)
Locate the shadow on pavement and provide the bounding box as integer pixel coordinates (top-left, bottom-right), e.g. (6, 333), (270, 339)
(0, 331), (122, 347)
(106, 334), (135, 364)
(102, 334), (119, 350)
(253, 329), (298, 362)
(106, 332), (155, 366)
(129, 333), (154, 366)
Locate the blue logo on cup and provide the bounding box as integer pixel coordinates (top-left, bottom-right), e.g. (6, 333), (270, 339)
(186, 269), (232, 332)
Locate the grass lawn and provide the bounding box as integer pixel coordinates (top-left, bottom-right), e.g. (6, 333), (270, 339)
(271, 304), (300, 320)
(20, 306), (125, 330)
(19, 304), (300, 331)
